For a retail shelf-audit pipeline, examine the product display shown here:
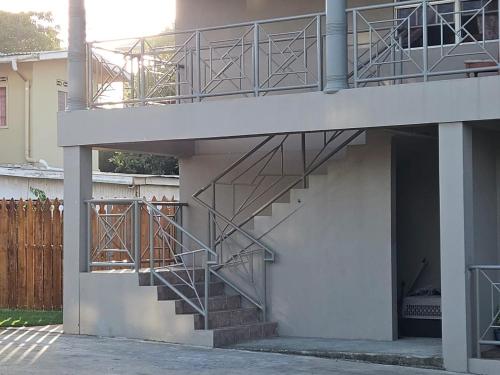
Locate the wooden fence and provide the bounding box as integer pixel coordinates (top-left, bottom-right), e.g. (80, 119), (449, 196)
(0, 199), (63, 311)
(0, 197), (177, 311)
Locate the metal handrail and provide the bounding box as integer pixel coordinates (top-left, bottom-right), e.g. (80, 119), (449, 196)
(469, 264), (500, 358)
(192, 129), (365, 319)
(87, 198), (216, 329)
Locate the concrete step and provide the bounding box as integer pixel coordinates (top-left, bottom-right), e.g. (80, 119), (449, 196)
(139, 268), (206, 286)
(157, 282), (225, 300)
(175, 295), (241, 315)
(193, 307), (260, 330)
(213, 321), (278, 347)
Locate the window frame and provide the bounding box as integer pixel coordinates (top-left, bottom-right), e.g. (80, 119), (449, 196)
(395, 0), (499, 48)
(57, 90), (68, 112)
(0, 83), (7, 129)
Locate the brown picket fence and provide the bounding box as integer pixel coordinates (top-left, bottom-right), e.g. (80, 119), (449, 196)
(0, 196), (178, 311)
(0, 199), (63, 311)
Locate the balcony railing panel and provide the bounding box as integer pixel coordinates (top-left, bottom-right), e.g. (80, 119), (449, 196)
(87, 0), (499, 108)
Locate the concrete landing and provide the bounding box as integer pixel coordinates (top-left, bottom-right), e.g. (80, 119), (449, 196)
(228, 337), (443, 369)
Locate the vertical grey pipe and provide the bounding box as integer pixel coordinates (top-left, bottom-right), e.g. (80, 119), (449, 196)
(68, 0), (87, 110)
(325, 0), (348, 93)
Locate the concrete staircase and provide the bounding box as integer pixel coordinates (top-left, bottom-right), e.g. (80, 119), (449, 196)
(138, 269), (278, 347)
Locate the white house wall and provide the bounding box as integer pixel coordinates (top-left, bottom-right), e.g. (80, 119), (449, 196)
(0, 175), (179, 200)
(179, 130), (395, 340)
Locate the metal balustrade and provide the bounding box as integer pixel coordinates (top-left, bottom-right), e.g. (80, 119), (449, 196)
(349, 0), (499, 87)
(88, 13), (324, 107)
(87, 0), (499, 107)
(87, 198), (217, 328)
(470, 265), (500, 358)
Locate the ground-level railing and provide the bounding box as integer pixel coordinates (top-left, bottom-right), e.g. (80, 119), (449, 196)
(470, 265), (500, 358)
(86, 198), (217, 328)
(87, 0), (499, 107)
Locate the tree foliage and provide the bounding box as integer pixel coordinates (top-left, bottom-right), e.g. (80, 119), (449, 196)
(101, 151), (179, 175)
(0, 11), (61, 54)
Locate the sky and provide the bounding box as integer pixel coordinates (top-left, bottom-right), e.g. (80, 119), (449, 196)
(0, 0), (176, 44)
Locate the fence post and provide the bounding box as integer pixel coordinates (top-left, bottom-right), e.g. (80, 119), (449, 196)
(134, 200), (140, 272)
(149, 207), (154, 285)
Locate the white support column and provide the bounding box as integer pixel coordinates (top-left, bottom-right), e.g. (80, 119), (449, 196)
(63, 0), (89, 334)
(439, 122), (473, 372)
(68, 0), (87, 110)
(325, 0), (348, 93)
(63, 146), (92, 334)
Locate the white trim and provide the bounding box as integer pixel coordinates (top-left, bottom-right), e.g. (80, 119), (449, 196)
(0, 51), (68, 64)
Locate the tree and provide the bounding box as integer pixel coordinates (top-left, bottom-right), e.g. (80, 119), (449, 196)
(100, 151), (179, 175)
(0, 11), (61, 54)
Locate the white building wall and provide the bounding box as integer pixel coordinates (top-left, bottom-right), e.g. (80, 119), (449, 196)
(0, 175), (179, 200)
(179, 130), (396, 340)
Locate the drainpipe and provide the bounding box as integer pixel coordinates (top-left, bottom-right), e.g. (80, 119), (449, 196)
(11, 59), (38, 164)
(68, 0), (87, 110)
(325, 0), (348, 93)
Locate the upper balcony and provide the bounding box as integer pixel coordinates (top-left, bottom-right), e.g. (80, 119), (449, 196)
(87, 0), (499, 109)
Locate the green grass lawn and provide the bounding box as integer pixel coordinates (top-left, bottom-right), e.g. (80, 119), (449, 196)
(0, 309), (62, 328)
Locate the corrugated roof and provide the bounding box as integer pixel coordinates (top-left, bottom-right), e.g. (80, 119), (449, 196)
(0, 164), (179, 186)
(0, 50), (68, 63)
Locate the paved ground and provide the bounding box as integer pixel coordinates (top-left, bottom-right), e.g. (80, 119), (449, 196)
(0, 326), (458, 375)
(230, 336), (443, 368)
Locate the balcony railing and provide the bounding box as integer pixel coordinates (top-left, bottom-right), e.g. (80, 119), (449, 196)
(88, 0), (499, 108)
(470, 265), (500, 358)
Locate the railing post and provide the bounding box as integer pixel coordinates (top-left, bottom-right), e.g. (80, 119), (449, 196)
(352, 10), (358, 88)
(422, 0), (428, 81)
(196, 30), (202, 101)
(253, 23), (260, 97)
(204, 252), (210, 330)
(134, 200), (140, 272)
(262, 250), (267, 322)
(316, 15), (323, 91)
(139, 38), (146, 105)
(86, 202), (92, 272)
(475, 268), (481, 358)
(149, 206), (154, 286)
(301, 133), (306, 188)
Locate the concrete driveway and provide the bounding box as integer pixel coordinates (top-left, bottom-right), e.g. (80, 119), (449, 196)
(0, 326), (459, 375)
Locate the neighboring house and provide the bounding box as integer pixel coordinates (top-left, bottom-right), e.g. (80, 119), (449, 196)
(0, 51), (100, 169)
(0, 164), (179, 200)
(0, 51), (178, 198)
(60, 1), (500, 375)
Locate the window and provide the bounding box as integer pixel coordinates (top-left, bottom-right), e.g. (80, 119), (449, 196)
(461, 0), (499, 41)
(397, 0), (498, 48)
(0, 87), (6, 127)
(58, 90), (67, 112)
